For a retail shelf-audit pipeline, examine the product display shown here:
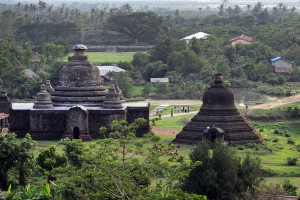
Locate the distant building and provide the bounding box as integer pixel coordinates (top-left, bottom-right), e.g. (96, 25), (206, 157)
(150, 78), (169, 83)
(180, 32), (209, 43)
(32, 52), (41, 63)
(271, 57), (293, 75)
(96, 66), (126, 81)
(23, 69), (40, 79)
(230, 35), (253, 46)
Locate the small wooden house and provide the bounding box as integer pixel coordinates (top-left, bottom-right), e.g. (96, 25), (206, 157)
(271, 57), (293, 75)
(230, 35), (253, 46)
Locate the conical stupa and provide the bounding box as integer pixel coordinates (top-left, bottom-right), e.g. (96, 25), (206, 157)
(51, 44), (106, 106)
(173, 73), (262, 145)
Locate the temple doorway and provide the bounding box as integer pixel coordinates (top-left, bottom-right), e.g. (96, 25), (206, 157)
(73, 127), (80, 139)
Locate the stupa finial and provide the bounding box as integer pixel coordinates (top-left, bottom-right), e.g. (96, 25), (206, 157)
(214, 72), (224, 85)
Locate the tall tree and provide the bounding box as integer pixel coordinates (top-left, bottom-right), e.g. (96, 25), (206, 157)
(182, 140), (263, 200)
(0, 133), (36, 190)
(106, 11), (162, 44)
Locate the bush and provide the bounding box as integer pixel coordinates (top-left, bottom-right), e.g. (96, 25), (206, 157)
(261, 168), (276, 177)
(287, 157), (298, 166)
(238, 146), (245, 150)
(176, 155), (185, 163)
(273, 129), (280, 135)
(283, 179), (298, 196)
(272, 138), (279, 142)
(245, 143), (258, 149)
(287, 138), (296, 145)
(284, 132), (291, 137)
(259, 128), (264, 132)
(296, 145), (300, 152)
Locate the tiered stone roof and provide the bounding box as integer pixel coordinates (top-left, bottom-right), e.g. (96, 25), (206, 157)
(173, 73), (262, 145)
(103, 85), (123, 109)
(51, 44), (106, 106)
(33, 84), (53, 109)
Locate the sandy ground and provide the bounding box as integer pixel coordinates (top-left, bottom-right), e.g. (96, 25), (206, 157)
(250, 94), (300, 109)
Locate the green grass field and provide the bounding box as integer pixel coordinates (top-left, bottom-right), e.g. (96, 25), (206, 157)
(64, 52), (135, 64)
(86, 52), (135, 64)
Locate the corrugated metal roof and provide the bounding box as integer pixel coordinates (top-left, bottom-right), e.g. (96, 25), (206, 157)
(271, 56), (282, 62)
(271, 56), (291, 63)
(180, 32), (210, 40)
(24, 69), (40, 79)
(230, 34), (253, 42)
(0, 113), (9, 120)
(96, 66), (126, 76)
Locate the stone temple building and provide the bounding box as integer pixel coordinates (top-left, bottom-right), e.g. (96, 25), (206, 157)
(9, 44), (149, 140)
(173, 73), (262, 145)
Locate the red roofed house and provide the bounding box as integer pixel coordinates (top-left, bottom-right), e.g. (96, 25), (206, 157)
(230, 35), (253, 47)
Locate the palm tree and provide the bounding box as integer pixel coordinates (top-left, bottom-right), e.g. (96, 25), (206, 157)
(38, 0), (47, 16)
(47, 4), (53, 20)
(246, 4), (251, 12)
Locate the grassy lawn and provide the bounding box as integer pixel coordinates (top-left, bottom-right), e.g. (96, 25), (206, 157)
(86, 52), (135, 64)
(64, 52), (135, 64)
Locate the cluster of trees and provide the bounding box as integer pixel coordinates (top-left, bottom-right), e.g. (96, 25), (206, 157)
(0, 2), (163, 46)
(1, 1), (300, 99)
(4, 119), (288, 199)
(2, 125), (298, 199)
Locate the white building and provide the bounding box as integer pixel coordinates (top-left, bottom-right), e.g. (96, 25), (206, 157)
(180, 32), (210, 43)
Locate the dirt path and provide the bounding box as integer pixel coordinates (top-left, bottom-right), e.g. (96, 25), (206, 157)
(250, 94), (300, 109)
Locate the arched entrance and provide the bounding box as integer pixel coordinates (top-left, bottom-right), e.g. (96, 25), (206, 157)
(73, 127), (80, 139)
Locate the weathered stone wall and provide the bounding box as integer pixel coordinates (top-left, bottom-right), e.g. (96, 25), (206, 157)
(9, 109), (30, 137)
(29, 110), (66, 140)
(88, 109), (126, 138)
(0, 101), (11, 114)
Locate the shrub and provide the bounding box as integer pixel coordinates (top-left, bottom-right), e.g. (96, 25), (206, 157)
(296, 145), (300, 152)
(287, 157), (298, 166)
(261, 168), (276, 177)
(272, 138), (279, 142)
(259, 128), (264, 132)
(284, 132), (291, 137)
(273, 129), (280, 135)
(176, 155), (185, 163)
(245, 143), (257, 149)
(238, 146), (245, 150)
(283, 179), (298, 196)
(287, 138), (296, 145)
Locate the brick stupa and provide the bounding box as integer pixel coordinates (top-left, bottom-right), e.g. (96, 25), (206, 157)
(173, 73), (262, 145)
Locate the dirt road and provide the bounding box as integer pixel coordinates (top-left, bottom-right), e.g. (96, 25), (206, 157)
(250, 94), (300, 109)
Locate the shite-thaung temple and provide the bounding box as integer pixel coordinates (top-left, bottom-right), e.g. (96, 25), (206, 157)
(173, 73), (263, 145)
(6, 44), (149, 140)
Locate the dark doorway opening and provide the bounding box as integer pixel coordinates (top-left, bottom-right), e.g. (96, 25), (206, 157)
(73, 127), (80, 139)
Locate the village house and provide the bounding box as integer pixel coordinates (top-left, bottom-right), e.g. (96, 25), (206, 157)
(230, 34), (253, 46)
(180, 31), (209, 44)
(96, 65), (126, 82)
(271, 56), (293, 75)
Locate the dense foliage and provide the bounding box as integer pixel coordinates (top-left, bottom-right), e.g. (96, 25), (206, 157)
(181, 140), (263, 200)
(1, 2), (300, 99)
